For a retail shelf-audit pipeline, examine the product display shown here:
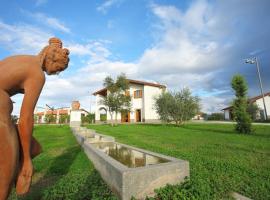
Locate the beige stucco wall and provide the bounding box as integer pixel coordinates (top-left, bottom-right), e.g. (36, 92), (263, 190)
(143, 85), (163, 121)
(254, 95), (270, 118)
(224, 110), (230, 120)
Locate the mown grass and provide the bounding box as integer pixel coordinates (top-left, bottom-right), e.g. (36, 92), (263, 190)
(87, 123), (270, 200)
(8, 125), (117, 200)
(8, 124), (270, 200)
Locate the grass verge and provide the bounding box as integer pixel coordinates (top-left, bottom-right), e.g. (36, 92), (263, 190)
(87, 123), (270, 200)
(8, 125), (117, 200)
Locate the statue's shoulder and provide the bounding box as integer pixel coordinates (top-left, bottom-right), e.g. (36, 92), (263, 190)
(1, 55), (36, 63)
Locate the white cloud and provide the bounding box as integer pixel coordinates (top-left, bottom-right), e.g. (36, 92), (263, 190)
(200, 96), (230, 114)
(0, 20), (136, 115)
(133, 0), (256, 113)
(140, 0), (223, 75)
(36, 61), (136, 116)
(7, 0), (270, 116)
(22, 11), (70, 33)
(97, 0), (123, 14)
(35, 0), (48, 6)
(0, 21), (52, 54)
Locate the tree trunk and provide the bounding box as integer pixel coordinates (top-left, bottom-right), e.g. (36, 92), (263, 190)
(115, 112), (118, 126)
(109, 112), (114, 126)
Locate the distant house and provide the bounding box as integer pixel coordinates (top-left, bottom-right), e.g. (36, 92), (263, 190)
(192, 113), (205, 120)
(222, 92), (270, 120)
(34, 104), (89, 124)
(93, 79), (166, 123)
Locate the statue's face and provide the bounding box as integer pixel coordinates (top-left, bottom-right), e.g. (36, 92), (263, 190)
(44, 47), (69, 75)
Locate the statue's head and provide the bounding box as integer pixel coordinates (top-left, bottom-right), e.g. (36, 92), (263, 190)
(39, 37), (70, 75)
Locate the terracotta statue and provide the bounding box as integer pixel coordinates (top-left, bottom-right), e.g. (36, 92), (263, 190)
(0, 37), (69, 199)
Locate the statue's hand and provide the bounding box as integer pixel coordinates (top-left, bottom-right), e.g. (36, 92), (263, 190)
(16, 159), (33, 195)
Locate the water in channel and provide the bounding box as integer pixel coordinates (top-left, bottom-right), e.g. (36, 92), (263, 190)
(92, 142), (169, 168)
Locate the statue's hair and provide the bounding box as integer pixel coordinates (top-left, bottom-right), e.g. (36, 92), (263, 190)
(39, 37), (69, 71)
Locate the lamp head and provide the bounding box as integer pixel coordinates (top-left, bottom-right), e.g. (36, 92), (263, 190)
(245, 58), (256, 64)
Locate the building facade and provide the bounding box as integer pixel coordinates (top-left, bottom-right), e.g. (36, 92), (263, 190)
(93, 79), (166, 123)
(222, 92), (270, 120)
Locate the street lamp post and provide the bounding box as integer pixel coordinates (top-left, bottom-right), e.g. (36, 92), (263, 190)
(245, 57), (268, 120)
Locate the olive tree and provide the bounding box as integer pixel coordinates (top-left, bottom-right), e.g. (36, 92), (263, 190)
(154, 88), (200, 125)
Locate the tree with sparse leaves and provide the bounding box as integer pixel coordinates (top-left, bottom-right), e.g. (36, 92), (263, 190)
(231, 75), (252, 133)
(154, 88), (200, 125)
(100, 73), (131, 126)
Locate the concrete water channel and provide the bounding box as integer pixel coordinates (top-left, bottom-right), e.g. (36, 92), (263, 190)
(71, 126), (190, 200)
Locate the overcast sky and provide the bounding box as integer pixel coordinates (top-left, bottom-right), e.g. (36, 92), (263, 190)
(1, 0), (270, 115)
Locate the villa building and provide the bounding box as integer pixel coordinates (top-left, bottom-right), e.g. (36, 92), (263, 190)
(222, 92), (270, 120)
(93, 79), (166, 123)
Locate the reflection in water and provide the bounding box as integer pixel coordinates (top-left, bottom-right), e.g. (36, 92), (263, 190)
(92, 142), (169, 168)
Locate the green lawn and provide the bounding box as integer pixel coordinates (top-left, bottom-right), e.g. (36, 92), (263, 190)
(8, 124), (270, 200)
(87, 123), (270, 200)
(9, 125), (117, 200)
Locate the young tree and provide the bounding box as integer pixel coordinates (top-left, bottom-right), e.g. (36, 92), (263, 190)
(231, 75), (252, 133)
(155, 88), (200, 125)
(100, 73), (131, 126)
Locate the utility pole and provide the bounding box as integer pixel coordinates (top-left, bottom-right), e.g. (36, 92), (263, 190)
(245, 57), (268, 120)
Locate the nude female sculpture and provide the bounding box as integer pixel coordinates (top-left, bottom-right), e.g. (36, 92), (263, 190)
(0, 37), (69, 199)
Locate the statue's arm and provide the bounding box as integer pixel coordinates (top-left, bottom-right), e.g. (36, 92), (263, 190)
(17, 76), (45, 163)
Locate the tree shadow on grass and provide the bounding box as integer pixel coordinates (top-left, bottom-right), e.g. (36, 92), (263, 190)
(15, 145), (81, 200)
